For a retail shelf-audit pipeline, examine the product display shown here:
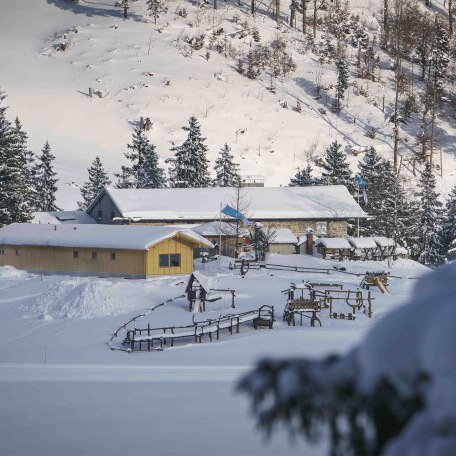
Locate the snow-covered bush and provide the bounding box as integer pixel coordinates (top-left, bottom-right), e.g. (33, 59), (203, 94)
(238, 263), (456, 455)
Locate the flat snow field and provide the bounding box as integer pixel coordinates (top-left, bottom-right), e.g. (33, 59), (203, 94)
(0, 255), (428, 455)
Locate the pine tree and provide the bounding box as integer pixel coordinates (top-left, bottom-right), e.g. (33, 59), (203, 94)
(137, 142), (166, 189)
(213, 143), (240, 187)
(147, 0), (167, 24)
(167, 116), (211, 188)
(289, 164), (315, 187)
(115, 125), (165, 189)
(433, 18), (450, 92)
(78, 156), (111, 210)
(34, 141), (59, 212)
(416, 162), (444, 267)
(0, 91), (32, 226)
(441, 186), (456, 260)
(333, 60), (349, 112)
(321, 141), (354, 193)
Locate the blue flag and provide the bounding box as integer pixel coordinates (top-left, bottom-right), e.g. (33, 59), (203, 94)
(356, 176), (368, 204)
(221, 205), (252, 225)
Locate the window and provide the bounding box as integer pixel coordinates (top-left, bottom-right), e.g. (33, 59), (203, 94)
(0, 249), (6, 256)
(170, 254), (181, 267)
(73, 251), (79, 259)
(110, 211), (115, 221)
(110, 252), (116, 261)
(316, 222), (328, 236)
(97, 210), (102, 220)
(15, 249), (21, 256)
(92, 252), (97, 260)
(159, 254), (169, 267)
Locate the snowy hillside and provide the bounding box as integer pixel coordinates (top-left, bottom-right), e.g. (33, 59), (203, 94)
(1, 0), (455, 208)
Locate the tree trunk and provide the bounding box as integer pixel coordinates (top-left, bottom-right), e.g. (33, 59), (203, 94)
(251, 0), (255, 16)
(393, 56), (401, 175)
(450, 0), (453, 36)
(123, 4), (128, 18)
(276, 0), (280, 23)
(313, 0), (317, 38)
(302, 0), (307, 34)
(290, 8), (295, 27)
(214, 0), (217, 10)
(383, 0), (389, 46)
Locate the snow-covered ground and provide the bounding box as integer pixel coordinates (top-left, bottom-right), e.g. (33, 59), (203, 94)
(1, 0), (455, 208)
(0, 254), (429, 455)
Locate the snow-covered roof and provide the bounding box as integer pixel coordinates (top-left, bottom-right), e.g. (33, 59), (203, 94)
(95, 186), (366, 221)
(270, 228), (298, 244)
(0, 223), (213, 251)
(192, 221), (249, 237)
(347, 237), (378, 249)
(373, 237), (395, 247)
(315, 238), (353, 249)
(33, 211), (96, 225)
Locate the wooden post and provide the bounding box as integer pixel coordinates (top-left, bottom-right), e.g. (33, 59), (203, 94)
(89, 87), (93, 98)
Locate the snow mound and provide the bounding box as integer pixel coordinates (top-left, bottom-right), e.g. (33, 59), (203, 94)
(0, 266), (29, 280)
(31, 277), (129, 319)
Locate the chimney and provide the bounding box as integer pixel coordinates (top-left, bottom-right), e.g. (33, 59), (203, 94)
(305, 227), (314, 256)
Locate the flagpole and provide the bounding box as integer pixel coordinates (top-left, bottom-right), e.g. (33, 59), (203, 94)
(357, 180), (360, 238)
(219, 202), (222, 271)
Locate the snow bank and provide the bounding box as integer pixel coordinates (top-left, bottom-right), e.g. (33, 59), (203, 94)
(0, 266), (29, 280)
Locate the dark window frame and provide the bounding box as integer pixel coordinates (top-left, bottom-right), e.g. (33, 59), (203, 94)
(110, 211), (115, 221)
(97, 210), (102, 220)
(15, 249), (21, 256)
(159, 254), (169, 267)
(91, 251), (98, 260)
(110, 252), (116, 261)
(170, 253), (181, 267)
(73, 251), (79, 259)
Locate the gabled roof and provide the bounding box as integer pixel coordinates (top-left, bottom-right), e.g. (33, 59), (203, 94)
(347, 237), (378, 249)
(92, 185), (366, 221)
(192, 221), (250, 237)
(315, 238), (353, 249)
(0, 223), (213, 251)
(269, 228), (298, 244)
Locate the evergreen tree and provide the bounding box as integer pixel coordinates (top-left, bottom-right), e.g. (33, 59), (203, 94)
(416, 162), (444, 267)
(333, 60), (349, 112)
(33, 141), (59, 212)
(289, 164), (315, 187)
(147, 0), (167, 24)
(167, 116), (211, 188)
(321, 141), (354, 193)
(78, 156), (111, 210)
(213, 143), (240, 187)
(433, 18), (450, 92)
(115, 125), (165, 189)
(0, 91), (32, 226)
(441, 186), (456, 260)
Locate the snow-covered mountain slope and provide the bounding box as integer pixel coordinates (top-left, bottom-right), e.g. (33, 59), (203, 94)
(1, 0), (455, 208)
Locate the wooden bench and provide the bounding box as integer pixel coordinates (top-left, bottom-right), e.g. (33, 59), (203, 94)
(283, 298), (322, 327)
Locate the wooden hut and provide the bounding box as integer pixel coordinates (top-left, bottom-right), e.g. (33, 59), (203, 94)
(268, 228), (298, 255)
(0, 223), (212, 278)
(315, 238), (354, 260)
(373, 237), (396, 260)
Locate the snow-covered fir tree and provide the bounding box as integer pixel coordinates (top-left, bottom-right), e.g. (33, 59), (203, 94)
(333, 60), (349, 112)
(417, 162), (444, 267)
(289, 164), (315, 187)
(115, 125), (165, 189)
(147, 0), (167, 24)
(11, 117), (35, 210)
(213, 143), (240, 187)
(0, 92), (32, 226)
(441, 186), (456, 260)
(33, 141), (59, 212)
(78, 156), (111, 210)
(433, 17), (450, 92)
(167, 116), (211, 188)
(321, 141), (354, 193)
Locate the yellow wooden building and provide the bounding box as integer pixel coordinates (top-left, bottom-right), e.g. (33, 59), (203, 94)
(0, 223), (213, 278)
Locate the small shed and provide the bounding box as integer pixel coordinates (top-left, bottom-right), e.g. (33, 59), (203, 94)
(347, 237), (378, 260)
(373, 237), (396, 260)
(268, 228), (298, 255)
(393, 244), (409, 260)
(315, 238), (354, 260)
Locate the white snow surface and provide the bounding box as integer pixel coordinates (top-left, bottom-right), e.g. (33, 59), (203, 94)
(270, 228), (298, 244)
(0, 222), (213, 250)
(373, 236), (396, 247)
(315, 237), (352, 249)
(347, 237), (379, 249)
(32, 210), (96, 225)
(0, 253), (430, 455)
(103, 185), (366, 220)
